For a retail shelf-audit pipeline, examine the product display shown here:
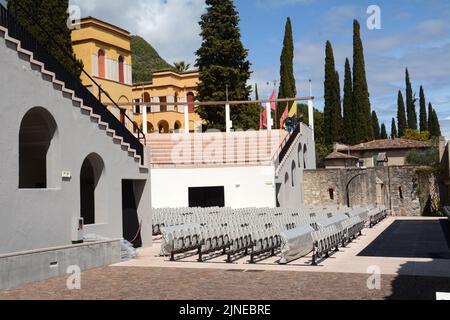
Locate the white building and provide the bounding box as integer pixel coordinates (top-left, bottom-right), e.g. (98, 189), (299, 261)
(148, 126), (316, 209)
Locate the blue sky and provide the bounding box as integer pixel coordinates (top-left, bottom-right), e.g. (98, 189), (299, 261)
(70, 0), (450, 137)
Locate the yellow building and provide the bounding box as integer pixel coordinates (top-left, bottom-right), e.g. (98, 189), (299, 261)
(132, 70), (203, 133)
(71, 17), (134, 130)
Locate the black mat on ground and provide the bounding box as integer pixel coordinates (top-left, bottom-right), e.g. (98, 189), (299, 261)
(358, 219), (450, 259)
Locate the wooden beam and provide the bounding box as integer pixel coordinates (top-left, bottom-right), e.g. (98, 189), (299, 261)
(105, 96), (315, 107)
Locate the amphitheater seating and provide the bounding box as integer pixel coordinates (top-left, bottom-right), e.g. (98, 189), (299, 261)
(155, 205), (389, 265)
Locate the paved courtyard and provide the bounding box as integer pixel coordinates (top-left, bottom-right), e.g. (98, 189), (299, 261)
(1, 266), (450, 300)
(1, 217), (449, 300)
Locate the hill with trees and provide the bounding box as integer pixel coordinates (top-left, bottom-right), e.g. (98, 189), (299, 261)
(131, 35), (173, 83)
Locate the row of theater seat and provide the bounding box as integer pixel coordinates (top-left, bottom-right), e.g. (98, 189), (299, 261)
(155, 205), (388, 265)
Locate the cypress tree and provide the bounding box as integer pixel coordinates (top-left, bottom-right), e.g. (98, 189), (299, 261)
(342, 58), (355, 145)
(352, 20), (373, 142)
(391, 118), (398, 139)
(8, 0), (82, 79)
(277, 17), (296, 126)
(397, 91), (407, 137)
(428, 103), (442, 138)
(255, 84), (259, 101)
(380, 124), (388, 139)
(431, 109), (442, 138)
(196, 0), (258, 130)
(324, 41), (342, 145)
(371, 111), (380, 140)
(419, 86), (428, 132)
(405, 68), (418, 129)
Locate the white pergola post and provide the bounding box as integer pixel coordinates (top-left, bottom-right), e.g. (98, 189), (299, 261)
(266, 102), (273, 131)
(142, 97), (147, 135)
(225, 103), (232, 133)
(308, 80), (315, 141)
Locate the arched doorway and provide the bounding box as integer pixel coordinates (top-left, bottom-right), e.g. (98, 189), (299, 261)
(174, 121), (182, 131)
(158, 120), (169, 134)
(19, 107), (58, 189)
(147, 122), (154, 134)
(80, 153), (105, 225)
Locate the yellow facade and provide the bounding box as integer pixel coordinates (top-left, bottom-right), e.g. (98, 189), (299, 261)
(71, 16), (203, 134)
(71, 17), (134, 130)
(132, 70), (203, 133)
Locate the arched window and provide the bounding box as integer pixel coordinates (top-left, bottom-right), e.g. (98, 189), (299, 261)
(298, 143), (302, 168)
(187, 92), (195, 113)
(284, 172), (289, 185)
(118, 56), (124, 83)
(398, 187), (404, 199)
(291, 161), (296, 187)
(303, 145), (308, 169)
(98, 49), (106, 78)
(80, 153), (105, 225)
(329, 188), (335, 200)
(160, 96), (167, 113)
(19, 107), (58, 189)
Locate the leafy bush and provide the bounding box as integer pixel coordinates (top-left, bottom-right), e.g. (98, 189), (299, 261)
(406, 147), (439, 166)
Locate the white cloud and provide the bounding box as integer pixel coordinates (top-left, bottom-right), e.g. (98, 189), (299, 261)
(255, 0), (316, 7)
(70, 0), (205, 64)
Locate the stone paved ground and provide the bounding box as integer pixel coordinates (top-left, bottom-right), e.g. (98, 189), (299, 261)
(1, 266), (450, 300)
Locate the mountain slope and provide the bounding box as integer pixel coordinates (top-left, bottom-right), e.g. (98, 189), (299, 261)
(131, 35), (173, 83)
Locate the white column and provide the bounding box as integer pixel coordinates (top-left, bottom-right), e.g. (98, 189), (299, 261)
(142, 97), (148, 134)
(182, 96), (189, 134)
(266, 102), (273, 131)
(225, 103), (232, 133)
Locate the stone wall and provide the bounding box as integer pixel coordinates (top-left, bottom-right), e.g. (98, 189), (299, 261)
(303, 166), (439, 216)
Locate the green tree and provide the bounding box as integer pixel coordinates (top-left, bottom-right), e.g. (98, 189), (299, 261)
(173, 61), (191, 72)
(391, 118), (398, 139)
(397, 90), (407, 137)
(342, 58), (355, 145)
(428, 103), (442, 138)
(323, 41), (342, 144)
(372, 111), (381, 140)
(405, 68), (418, 130)
(419, 86), (428, 132)
(195, 0), (258, 130)
(380, 124), (388, 139)
(277, 17), (296, 126)
(8, 0), (82, 79)
(352, 20), (373, 142)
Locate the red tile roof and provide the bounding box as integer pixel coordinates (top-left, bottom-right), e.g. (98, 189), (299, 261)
(325, 152), (359, 160)
(336, 139), (432, 152)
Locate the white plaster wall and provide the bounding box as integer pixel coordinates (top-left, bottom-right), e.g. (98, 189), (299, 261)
(0, 32), (152, 254)
(276, 124), (316, 208)
(151, 166), (276, 208)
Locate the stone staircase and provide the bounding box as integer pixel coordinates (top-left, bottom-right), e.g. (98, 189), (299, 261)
(0, 5), (147, 170)
(147, 130), (289, 168)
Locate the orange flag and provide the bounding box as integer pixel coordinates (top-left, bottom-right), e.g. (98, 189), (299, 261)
(280, 103), (289, 129)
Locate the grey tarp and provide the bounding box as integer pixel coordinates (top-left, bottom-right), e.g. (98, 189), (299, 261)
(160, 223), (201, 256)
(279, 224), (315, 264)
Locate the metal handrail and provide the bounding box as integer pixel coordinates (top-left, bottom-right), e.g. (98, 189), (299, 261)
(0, 3), (146, 163)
